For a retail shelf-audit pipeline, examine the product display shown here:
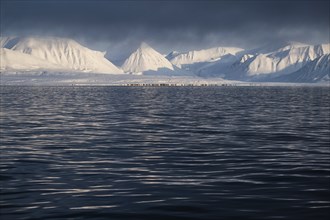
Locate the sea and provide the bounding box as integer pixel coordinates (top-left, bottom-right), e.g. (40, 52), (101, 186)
(0, 86), (329, 220)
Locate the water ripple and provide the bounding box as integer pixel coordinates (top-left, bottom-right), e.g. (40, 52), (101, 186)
(1, 86), (330, 220)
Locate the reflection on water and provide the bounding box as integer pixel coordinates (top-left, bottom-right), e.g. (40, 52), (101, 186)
(0, 86), (330, 220)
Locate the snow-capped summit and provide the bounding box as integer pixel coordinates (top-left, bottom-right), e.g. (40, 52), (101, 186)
(121, 42), (174, 73)
(1, 36), (123, 74)
(139, 42), (150, 49)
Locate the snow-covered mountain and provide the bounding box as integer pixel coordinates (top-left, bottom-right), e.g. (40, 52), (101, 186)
(245, 43), (329, 76)
(1, 36), (329, 83)
(168, 46), (244, 68)
(121, 42), (174, 74)
(197, 42), (329, 81)
(273, 54), (330, 83)
(1, 36), (123, 74)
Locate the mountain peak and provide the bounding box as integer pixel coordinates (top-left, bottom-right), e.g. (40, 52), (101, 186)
(122, 43), (174, 73)
(139, 42), (151, 49)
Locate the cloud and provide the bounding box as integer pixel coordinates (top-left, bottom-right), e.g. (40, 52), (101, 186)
(1, 0), (329, 56)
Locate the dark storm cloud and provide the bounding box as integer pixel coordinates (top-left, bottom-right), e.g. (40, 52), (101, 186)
(1, 0), (329, 55)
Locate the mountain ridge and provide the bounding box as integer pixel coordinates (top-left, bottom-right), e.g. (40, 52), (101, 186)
(1, 36), (329, 83)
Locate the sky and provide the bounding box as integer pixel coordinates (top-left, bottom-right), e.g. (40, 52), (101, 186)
(1, 0), (329, 61)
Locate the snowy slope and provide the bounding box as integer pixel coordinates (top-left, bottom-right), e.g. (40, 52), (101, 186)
(198, 42), (329, 81)
(168, 46), (244, 68)
(121, 42), (174, 73)
(1, 36), (123, 74)
(245, 43), (329, 76)
(0, 48), (65, 71)
(273, 54), (330, 83)
(197, 54), (239, 77)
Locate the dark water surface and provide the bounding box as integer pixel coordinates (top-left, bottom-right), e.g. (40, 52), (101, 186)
(1, 86), (330, 220)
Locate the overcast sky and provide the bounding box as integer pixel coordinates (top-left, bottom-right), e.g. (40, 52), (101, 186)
(1, 0), (329, 60)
